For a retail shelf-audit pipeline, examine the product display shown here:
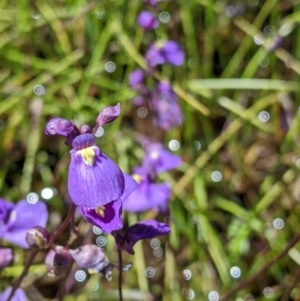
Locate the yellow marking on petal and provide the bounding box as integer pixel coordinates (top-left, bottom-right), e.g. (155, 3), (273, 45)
(78, 147), (95, 166)
(132, 173), (142, 184)
(150, 151), (159, 159)
(95, 205), (105, 217)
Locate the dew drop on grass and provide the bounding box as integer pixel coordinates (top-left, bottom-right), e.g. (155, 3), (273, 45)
(244, 294), (254, 301)
(208, 291), (219, 301)
(95, 127), (104, 137)
(230, 266), (241, 278)
(145, 267), (155, 278)
(169, 139), (180, 151)
(153, 248), (163, 257)
(105, 61), (116, 73)
(137, 107), (148, 118)
(195, 141), (201, 150)
(75, 270), (86, 282)
(150, 238), (160, 249)
(272, 218), (284, 229)
(258, 111), (270, 122)
(26, 192), (39, 204)
(263, 25), (274, 36)
(95, 7), (105, 19)
(159, 11), (170, 23)
(33, 85), (45, 96)
(183, 288), (195, 300)
(41, 187), (55, 200)
(93, 226), (103, 235)
(211, 171), (222, 182)
(263, 287), (274, 298)
(183, 269), (192, 280)
(254, 34), (265, 45)
(96, 236), (107, 247)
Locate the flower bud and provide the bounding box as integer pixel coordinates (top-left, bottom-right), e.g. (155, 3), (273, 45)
(45, 246), (72, 276)
(0, 248), (14, 268)
(69, 244), (109, 274)
(26, 226), (51, 249)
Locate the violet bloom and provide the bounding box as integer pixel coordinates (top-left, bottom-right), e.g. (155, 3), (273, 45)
(145, 41), (185, 67)
(0, 248), (14, 268)
(45, 103), (125, 209)
(138, 11), (159, 30)
(0, 287), (27, 301)
(125, 220), (170, 254)
(123, 143), (181, 213)
(0, 199), (48, 249)
(151, 81), (183, 130)
(80, 174), (138, 234)
(129, 69), (146, 91)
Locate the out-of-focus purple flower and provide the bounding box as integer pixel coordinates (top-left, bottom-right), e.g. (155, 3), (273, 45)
(125, 220), (170, 254)
(142, 143), (181, 174)
(45, 246), (72, 276)
(0, 199), (48, 249)
(69, 244), (109, 274)
(80, 174), (138, 233)
(145, 41), (185, 67)
(129, 69), (146, 90)
(0, 248), (14, 268)
(45, 103), (125, 209)
(123, 171), (171, 212)
(0, 287), (27, 301)
(138, 11), (159, 30)
(151, 81), (183, 130)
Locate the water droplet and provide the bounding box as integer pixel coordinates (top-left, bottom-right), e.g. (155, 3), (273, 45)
(33, 85), (45, 96)
(150, 238), (160, 249)
(254, 34), (265, 45)
(95, 7), (105, 19)
(159, 11), (170, 23)
(263, 287), (274, 298)
(0, 120), (6, 130)
(137, 107), (148, 118)
(208, 291), (219, 301)
(226, 5), (237, 18)
(189, 199), (198, 209)
(273, 218), (284, 229)
(195, 141), (201, 150)
(32, 12), (41, 19)
(211, 171), (222, 182)
(263, 25), (274, 36)
(153, 247), (163, 257)
(230, 266), (241, 278)
(244, 293), (255, 301)
(41, 187), (55, 200)
(75, 270), (87, 282)
(91, 67), (102, 77)
(96, 236), (107, 247)
(260, 57), (269, 68)
(94, 126), (104, 137)
(145, 267), (155, 278)
(258, 111), (270, 122)
(191, 215), (198, 226)
(183, 288), (195, 300)
(168, 139), (180, 151)
(93, 226), (103, 235)
(92, 282), (99, 291)
(105, 61), (116, 73)
(183, 269), (192, 280)
(26, 192), (39, 204)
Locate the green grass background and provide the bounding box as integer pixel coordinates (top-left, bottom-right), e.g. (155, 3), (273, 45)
(1, 0), (300, 300)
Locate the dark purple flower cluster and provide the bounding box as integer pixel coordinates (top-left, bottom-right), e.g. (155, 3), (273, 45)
(130, 1), (184, 130)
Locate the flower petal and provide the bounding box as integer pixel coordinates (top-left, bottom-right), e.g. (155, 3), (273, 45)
(138, 11), (159, 30)
(125, 220), (170, 254)
(81, 200), (123, 234)
(95, 103), (121, 128)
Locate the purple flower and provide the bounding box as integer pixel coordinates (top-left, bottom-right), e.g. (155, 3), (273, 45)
(138, 11), (159, 30)
(45, 103), (125, 209)
(151, 81), (183, 130)
(142, 143), (181, 174)
(125, 220), (170, 254)
(0, 287), (27, 301)
(123, 171), (171, 212)
(129, 69), (146, 90)
(144, 0), (161, 6)
(145, 41), (185, 67)
(80, 174), (138, 233)
(0, 199), (48, 249)
(0, 248), (14, 268)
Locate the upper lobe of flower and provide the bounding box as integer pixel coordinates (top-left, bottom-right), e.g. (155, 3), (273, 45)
(68, 134), (125, 208)
(125, 220), (170, 254)
(138, 11), (159, 30)
(145, 41), (185, 67)
(0, 199), (48, 249)
(45, 118), (80, 146)
(95, 103), (121, 129)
